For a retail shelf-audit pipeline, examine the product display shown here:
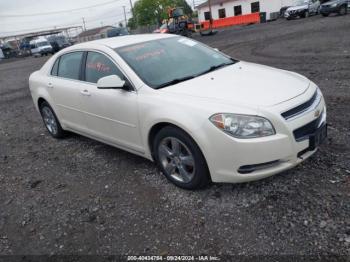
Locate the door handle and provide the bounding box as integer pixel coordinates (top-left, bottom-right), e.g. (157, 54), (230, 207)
(47, 82), (54, 88)
(80, 89), (91, 96)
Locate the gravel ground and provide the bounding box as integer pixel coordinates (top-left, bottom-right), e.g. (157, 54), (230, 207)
(0, 16), (349, 259)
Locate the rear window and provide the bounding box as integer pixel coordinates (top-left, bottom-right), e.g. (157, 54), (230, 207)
(57, 52), (83, 80)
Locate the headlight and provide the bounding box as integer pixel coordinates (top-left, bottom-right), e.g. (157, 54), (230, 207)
(331, 3), (338, 7)
(209, 113), (275, 139)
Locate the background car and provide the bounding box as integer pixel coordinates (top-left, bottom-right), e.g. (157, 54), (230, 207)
(47, 35), (71, 53)
(285, 0), (321, 19)
(29, 38), (53, 57)
(320, 0), (348, 16)
(106, 27), (129, 38)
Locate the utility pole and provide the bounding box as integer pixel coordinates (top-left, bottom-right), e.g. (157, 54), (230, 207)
(129, 0), (136, 25)
(129, 0), (134, 17)
(208, 0), (213, 31)
(122, 6), (127, 27)
(82, 17), (86, 31)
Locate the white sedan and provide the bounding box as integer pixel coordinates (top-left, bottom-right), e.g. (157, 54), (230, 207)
(29, 34), (327, 189)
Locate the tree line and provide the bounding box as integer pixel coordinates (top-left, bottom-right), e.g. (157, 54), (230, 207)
(128, 0), (194, 29)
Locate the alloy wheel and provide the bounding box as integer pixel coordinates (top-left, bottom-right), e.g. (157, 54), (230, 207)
(41, 106), (58, 135)
(158, 137), (195, 183)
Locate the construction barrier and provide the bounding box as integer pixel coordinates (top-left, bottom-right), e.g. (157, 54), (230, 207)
(199, 13), (260, 30)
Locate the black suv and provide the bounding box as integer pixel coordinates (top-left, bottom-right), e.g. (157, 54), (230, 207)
(320, 0), (348, 16)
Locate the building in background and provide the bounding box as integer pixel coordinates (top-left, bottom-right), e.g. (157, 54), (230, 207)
(196, 0), (298, 22)
(76, 26), (116, 43)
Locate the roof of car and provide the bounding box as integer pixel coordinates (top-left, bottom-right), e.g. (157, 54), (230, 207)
(73, 34), (176, 49)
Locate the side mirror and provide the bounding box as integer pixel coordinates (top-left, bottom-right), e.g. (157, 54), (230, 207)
(97, 75), (127, 90)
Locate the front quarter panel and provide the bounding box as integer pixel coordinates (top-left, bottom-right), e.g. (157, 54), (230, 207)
(137, 87), (259, 161)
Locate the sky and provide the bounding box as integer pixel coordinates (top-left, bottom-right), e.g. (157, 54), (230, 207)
(1, 0), (191, 38)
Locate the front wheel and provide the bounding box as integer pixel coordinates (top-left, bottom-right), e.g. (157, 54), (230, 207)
(153, 126), (210, 189)
(322, 13), (329, 17)
(304, 11), (309, 18)
(39, 101), (65, 138)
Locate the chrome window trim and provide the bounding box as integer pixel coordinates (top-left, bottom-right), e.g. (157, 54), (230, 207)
(48, 49), (137, 93)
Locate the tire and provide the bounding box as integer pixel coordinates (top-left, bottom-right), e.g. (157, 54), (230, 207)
(322, 13), (329, 17)
(153, 126), (210, 189)
(304, 11), (309, 18)
(339, 5), (347, 15)
(39, 101), (65, 138)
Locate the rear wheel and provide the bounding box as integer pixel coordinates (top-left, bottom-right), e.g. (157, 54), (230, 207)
(153, 126), (210, 189)
(39, 101), (65, 138)
(304, 10), (309, 18)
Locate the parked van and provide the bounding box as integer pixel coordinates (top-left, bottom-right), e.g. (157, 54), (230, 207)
(30, 39), (53, 57)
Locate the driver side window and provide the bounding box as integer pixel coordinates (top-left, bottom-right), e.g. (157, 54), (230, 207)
(85, 52), (125, 84)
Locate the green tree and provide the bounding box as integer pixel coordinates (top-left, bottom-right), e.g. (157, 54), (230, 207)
(133, 0), (193, 26)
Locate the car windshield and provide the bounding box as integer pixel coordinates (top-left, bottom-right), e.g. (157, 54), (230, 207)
(115, 37), (237, 89)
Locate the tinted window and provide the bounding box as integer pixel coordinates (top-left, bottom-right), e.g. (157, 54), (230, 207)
(58, 52), (83, 80)
(51, 58), (60, 76)
(85, 52), (124, 83)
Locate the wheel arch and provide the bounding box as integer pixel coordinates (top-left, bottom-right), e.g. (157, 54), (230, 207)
(147, 121), (206, 163)
(37, 97), (47, 109)
(148, 122), (181, 160)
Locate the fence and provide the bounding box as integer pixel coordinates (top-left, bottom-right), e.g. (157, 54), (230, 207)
(130, 25), (158, 34)
(199, 13), (261, 30)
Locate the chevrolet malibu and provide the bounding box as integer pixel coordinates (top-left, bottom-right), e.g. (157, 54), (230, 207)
(29, 34), (327, 189)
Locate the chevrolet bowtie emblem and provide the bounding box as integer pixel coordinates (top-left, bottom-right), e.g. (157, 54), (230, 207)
(314, 109), (321, 118)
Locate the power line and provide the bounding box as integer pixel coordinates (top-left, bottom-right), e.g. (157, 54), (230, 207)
(0, 0), (124, 18)
(0, 11), (131, 36)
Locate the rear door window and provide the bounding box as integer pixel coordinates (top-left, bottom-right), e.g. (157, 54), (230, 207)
(57, 52), (83, 80)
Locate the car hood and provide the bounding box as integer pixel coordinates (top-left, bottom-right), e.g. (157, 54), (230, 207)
(159, 61), (310, 107)
(287, 5), (308, 11)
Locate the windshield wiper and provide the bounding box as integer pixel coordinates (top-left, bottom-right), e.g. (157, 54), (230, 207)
(156, 75), (195, 89)
(196, 61), (236, 77)
(155, 59), (237, 89)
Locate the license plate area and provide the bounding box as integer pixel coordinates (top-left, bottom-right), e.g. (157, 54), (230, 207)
(309, 124), (327, 150)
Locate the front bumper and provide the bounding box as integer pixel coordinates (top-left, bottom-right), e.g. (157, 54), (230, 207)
(198, 85), (327, 183)
(284, 10), (304, 18)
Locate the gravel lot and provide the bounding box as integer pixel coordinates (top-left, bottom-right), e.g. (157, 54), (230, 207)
(0, 16), (349, 259)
